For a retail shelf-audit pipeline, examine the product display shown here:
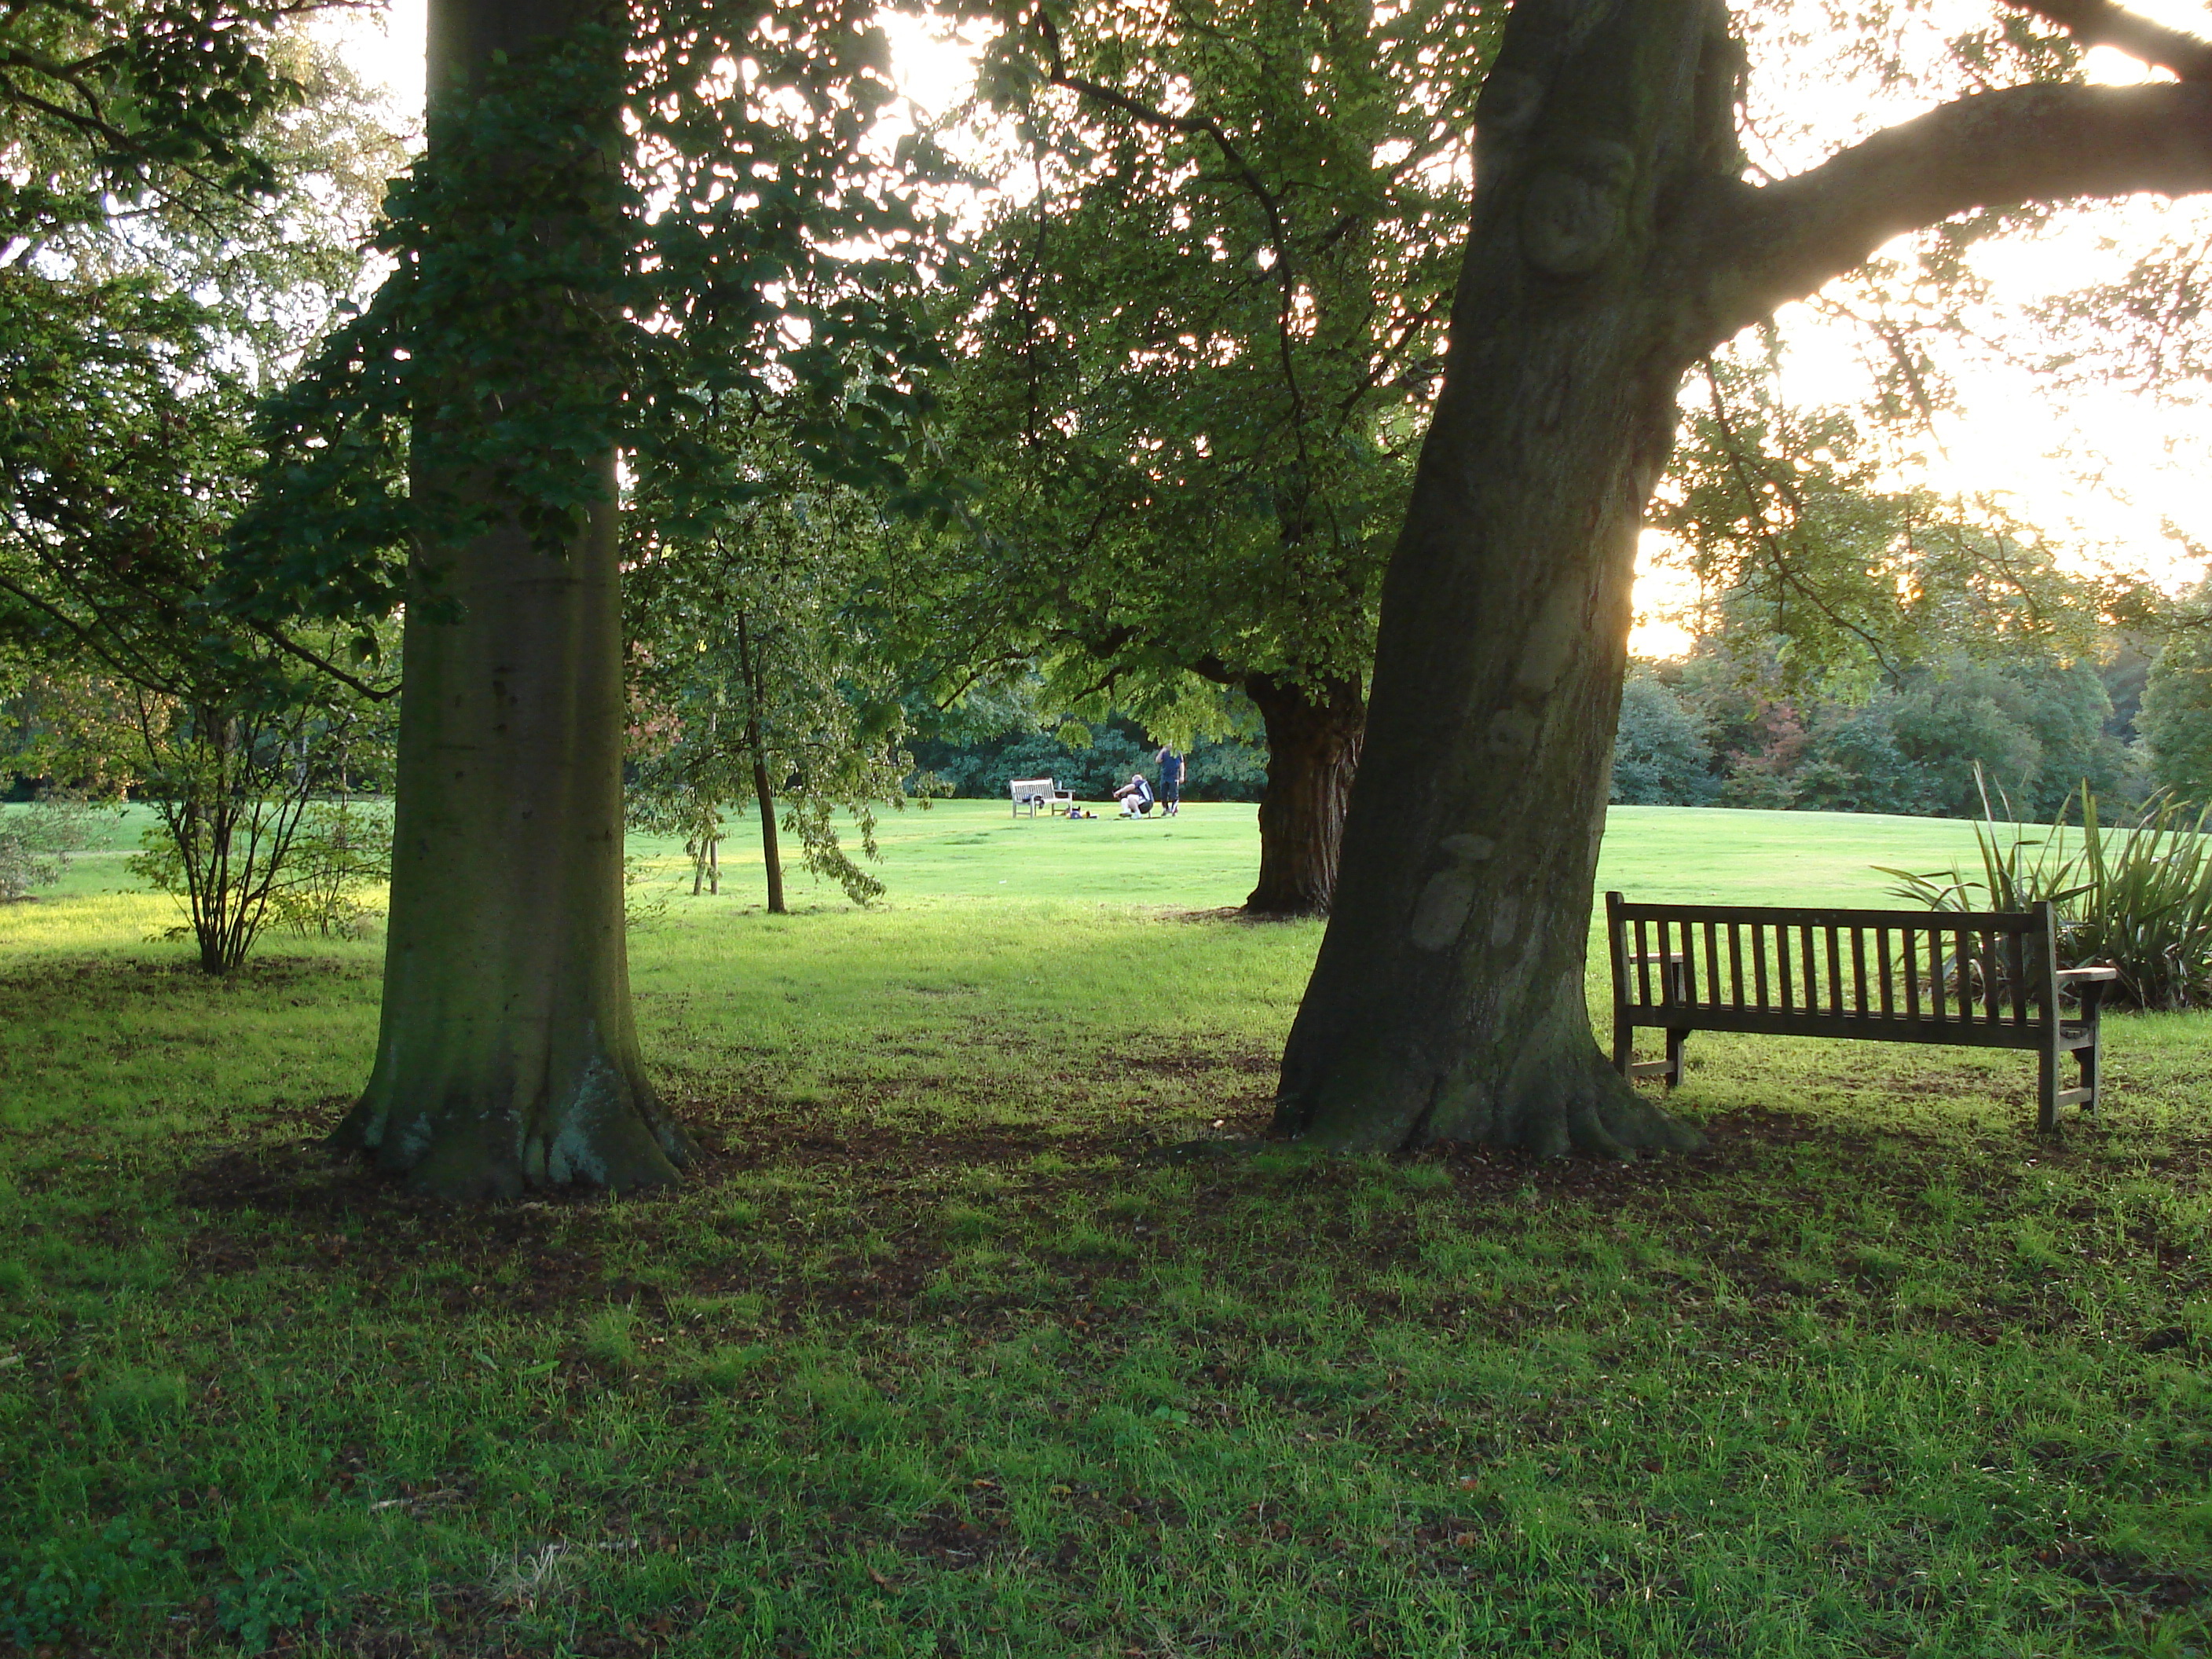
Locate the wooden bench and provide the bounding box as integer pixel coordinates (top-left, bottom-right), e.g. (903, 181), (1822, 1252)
(1605, 893), (2118, 1133)
(1009, 778), (1074, 817)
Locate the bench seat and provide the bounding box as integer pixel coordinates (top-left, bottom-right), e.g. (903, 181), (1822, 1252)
(1009, 778), (1075, 817)
(1606, 894), (2117, 1133)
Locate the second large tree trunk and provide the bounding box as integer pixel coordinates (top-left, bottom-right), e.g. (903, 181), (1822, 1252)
(1273, 0), (1738, 1156)
(332, 0), (692, 1197)
(1243, 672), (1364, 917)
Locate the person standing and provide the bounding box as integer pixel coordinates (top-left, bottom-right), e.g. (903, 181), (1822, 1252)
(1155, 745), (1183, 815)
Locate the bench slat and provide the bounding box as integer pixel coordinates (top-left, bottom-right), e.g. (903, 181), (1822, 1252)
(1613, 901), (2042, 931)
(1616, 1003), (2098, 1049)
(1605, 892), (2112, 1134)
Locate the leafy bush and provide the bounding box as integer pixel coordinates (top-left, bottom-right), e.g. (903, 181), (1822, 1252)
(0, 793), (98, 899)
(2069, 792), (2212, 1009)
(124, 692), (390, 970)
(1610, 673), (1716, 804)
(1881, 775), (2212, 1009)
(265, 800), (390, 938)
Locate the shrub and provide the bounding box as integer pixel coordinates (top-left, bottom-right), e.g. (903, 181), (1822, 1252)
(1610, 673), (1716, 804)
(2069, 791), (2212, 1009)
(125, 697), (322, 973)
(0, 793), (98, 900)
(1881, 774), (2212, 1009)
(266, 800), (390, 938)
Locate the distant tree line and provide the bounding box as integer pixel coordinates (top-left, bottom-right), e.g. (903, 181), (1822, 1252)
(1611, 650), (2152, 820)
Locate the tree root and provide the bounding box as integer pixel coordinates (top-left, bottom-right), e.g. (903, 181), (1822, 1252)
(332, 1059), (695, 1200)
(1279, 1036), (1703, 1161)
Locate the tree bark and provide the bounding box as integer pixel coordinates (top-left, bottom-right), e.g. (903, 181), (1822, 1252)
(752, 763), (784, 913)
(735, 609), (786, 913)
(333, 0), (692, 1198)
(1273, 0), (1740, 1155)
(1243, 672), (1364, 917)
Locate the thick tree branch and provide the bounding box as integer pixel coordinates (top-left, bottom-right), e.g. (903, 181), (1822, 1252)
(2007, 0), (2212, 81)
(1704, 81), (2212, 344)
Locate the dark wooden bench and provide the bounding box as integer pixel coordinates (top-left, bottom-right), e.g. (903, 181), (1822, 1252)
(1605, 893), (2118, 1133)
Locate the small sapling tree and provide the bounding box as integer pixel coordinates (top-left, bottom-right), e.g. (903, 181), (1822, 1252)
(628, 441), (919, 914)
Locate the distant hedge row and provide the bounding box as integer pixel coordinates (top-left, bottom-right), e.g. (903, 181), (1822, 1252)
(908, 716), (1268, 802)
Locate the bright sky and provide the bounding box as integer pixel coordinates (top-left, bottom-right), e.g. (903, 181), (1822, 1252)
(326, 1), (2212, 660)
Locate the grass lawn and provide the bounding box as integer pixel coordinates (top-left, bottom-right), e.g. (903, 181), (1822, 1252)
(2, 802), (2209, 1656)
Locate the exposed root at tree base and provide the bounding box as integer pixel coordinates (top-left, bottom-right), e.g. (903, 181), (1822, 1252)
(331, 1092), (696, 1203)
(1239, 900), (1328, 922)
(1277, 1046), (1704, 1161)
(1554, 1082), (1705, 1159)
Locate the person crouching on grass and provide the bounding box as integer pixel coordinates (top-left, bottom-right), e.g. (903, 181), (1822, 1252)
(1113, 773), (1155, 817)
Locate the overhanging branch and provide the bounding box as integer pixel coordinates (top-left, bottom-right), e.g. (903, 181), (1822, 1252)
(1704, 81), (2212, 342)
(247, 621), (401, 702)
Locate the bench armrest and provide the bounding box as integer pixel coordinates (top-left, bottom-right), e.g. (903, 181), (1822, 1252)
(2056, 965), (2120, 983)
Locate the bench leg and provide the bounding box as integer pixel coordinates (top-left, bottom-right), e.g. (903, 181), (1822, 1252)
(1611, 1015), (1633, 1081)
(2077, 1009), (2103, 1115)
(1664, 1026), (1686, 1090)
(2078, 987), (2106, 1115)
(2038, 1042), (2060, 1137)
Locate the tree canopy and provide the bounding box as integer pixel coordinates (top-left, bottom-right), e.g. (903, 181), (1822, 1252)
(912, 0), (1500, 912)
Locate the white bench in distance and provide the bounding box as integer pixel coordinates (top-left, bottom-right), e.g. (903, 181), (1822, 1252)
(1009, 778), (1075, 817)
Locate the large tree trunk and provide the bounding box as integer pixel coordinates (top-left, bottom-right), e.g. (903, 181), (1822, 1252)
(1243, 672), (1364, 917)
(334, 0), (692, 1198)
(1273, 0), (1739, 1155)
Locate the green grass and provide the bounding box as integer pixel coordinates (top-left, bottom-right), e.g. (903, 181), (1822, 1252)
(2, 803), (2209, 1656)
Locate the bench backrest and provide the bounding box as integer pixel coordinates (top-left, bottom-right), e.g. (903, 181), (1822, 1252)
(1009, 778), (1057, 801)
(1605, 893), (2063, 1031)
